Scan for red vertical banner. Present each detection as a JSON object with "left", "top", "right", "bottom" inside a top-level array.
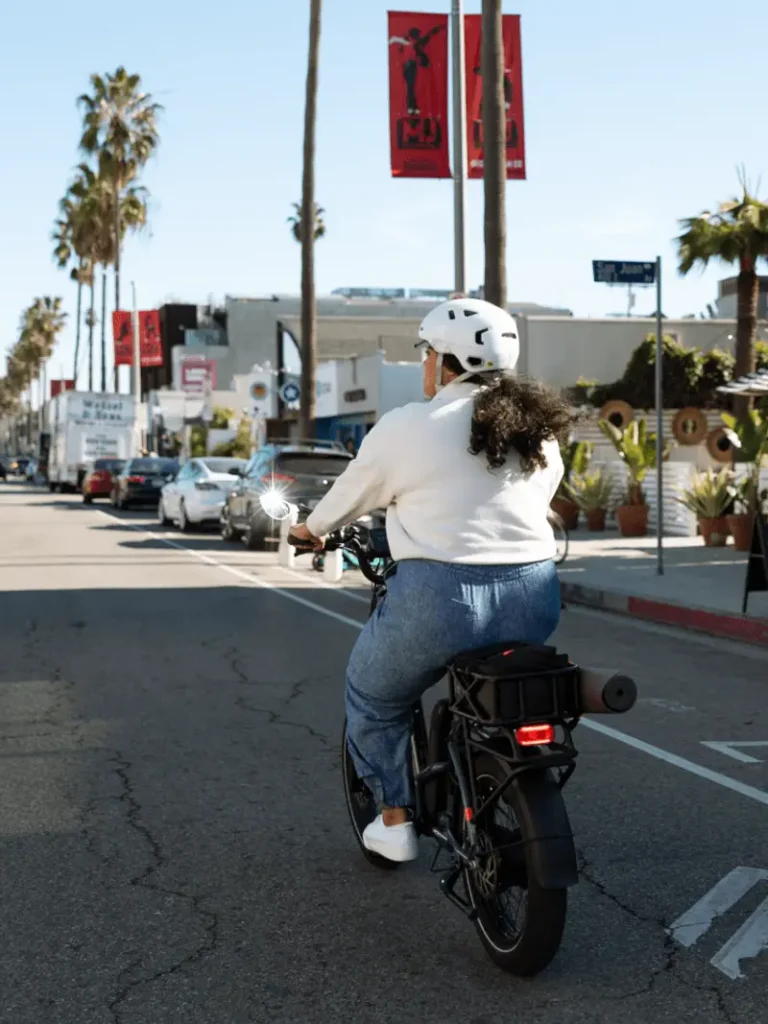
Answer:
[
  {"left": 112, "top": 311, "right": 133, "bottom": 366},
  {"left": 112, "top": 310, "right": 164, "bottom": 367},
  {"left": 388, "top": 11, "right": 451, "bottom": 179},
  {"left": 464, "top": 14, "right": 526, "bottom": 181},
  {"left": 50, "top": 379, "right": 75, "bottom": 399},
  {"left": 139, "top": 310, "right": 163, "bottom": 367}
]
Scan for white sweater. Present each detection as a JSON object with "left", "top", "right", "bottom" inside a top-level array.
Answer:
[{"left": 306, "top": 381, "right": 564, "bottom": 565}]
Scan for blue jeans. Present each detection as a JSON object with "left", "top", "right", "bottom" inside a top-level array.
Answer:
[{"left": 345, "top": 558, "right": 561, "bottom": 808}]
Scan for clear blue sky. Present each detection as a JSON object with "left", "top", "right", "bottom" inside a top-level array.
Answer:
[{"left": 2, "top": 0, "right": 767, "bottom": 385}]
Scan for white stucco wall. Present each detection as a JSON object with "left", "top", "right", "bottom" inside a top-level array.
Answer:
[{"left": 517, "top": 317, "right": 737, "bottom": 389}]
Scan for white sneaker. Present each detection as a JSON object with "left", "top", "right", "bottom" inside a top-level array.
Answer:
[{"left": 362, "top": 814, "right": 419, "bottom": 863}]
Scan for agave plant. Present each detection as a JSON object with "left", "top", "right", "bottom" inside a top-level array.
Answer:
[
  {"left": 676, "top": 469, "right": 735, "bottom": 520},
  {"left": 566, "top": 468, "right": 614, "bottom": 511},
  {"left": 555, "top": 439, "right": 593, "bottom": 498},
  {"left": 598, "top": 418, "right": 670, "bottom": 506}
]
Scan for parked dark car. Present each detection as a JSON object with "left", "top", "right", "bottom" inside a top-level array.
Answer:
[
  {"left": 82, "top": 458, "right": 125, "bottom": 504},
  {"left": 220, "top": 441, "right": 352, "bottom": 549},
  {"left": 111, "top": 457, "right": 179, "bottom": 510}
]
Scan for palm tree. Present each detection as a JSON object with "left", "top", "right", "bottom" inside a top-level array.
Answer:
[
  {"left": 52, "top": 195, "right": 92, "bottom": 382},
  {"left": 481, "top": 0, "right": 507, "bottom": 309},
  {"left": 63, "top": 164, "right": 148, "bottom": 391},
  {"left": 288, "top": 202, "right": 326, "bottom": 243},
  {"left": 78, "top": 67, "right": 161, "bottom": 388},
  {"left": 299, "top": 0, "right": 323, "bottom": 439},
  {"left": 678, "top": 179, "right": 768, "bottom": 416}
]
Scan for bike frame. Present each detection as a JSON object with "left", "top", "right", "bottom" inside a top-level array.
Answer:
[{"left": 342, "top": 525, "right": 580, "bottom": 900}]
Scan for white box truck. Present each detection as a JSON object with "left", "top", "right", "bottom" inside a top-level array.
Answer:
[{"left": 48, "top": 391, "right": 137, "bottom": 492}]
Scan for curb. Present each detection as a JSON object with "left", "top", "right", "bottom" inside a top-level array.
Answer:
[{"left": 560, "top": 582, "right": 768, "bottom": 648}]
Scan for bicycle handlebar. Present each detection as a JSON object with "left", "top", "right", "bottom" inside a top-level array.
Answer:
[{"left": 286, "top": 523, "right": 388, "bottom": 585}]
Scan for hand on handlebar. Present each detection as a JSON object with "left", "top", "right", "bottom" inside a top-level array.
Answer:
[{"left": 288, "top": 523, "right": 324, "bottom": 551}]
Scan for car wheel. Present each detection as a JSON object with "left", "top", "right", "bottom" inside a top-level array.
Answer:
[
  {"left": 158, "top": 498, "right": 172, "bottom": 527},
  {"left": 246, "top": 518, "right": 267, "bottom": 551},
  {"left": 220, "top": 508, "right": 242, "bottom": 542},
  {"left": 178, "top": 500, "right": 193, "bottom": 533},
  {"left": 83, "top": 493, "right": 93, "bottom": 505}
]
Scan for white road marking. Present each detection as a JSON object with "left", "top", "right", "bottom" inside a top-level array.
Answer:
[
  {"left": 99, "top": 510, "right": 768, "bottom": 812},
  {"left": 701, "top": 741, "right": 768, "bottom": 765},
  {"left": 274, "top": 564, "right": 369, "bottom": 603},
  {"left": 670, "top": 866, "right": 768, "bottom": 947},
  {"left": 710, "top": 895, "right": 768, "bottom": 980},
  {"left": 669, "top": 866, "right": 768, "bottom": 980}
]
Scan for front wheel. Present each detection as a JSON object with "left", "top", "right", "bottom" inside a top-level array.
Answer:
[
  {"left": 341, "top": 721, "right": 401, "bottom": 872},
  {"left": 464, "top": 754, "right": 568, "bottom": 976},
  {"left": 550, "top": 512, "right": 569, "bottom": 565}
]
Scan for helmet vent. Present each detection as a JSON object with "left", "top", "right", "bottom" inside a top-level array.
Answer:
[
  {"left": 502, "top": 332, "right": 517, "bottom": 338},
  {"left": 467, "top": 357, "right": 483, "bottom": 367},
  {"left": 463, "top": 309, "right": 479, "bottom": 317},
  {"left": 448, "top": 310, "right": 456, "bottom": 320},
  {"left": 474, "top": 328, "right": 489, "bottom": 346}
]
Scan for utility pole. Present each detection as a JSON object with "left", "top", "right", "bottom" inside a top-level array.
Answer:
[{"left": 481, "top": 0, "right": 507, "bottom": 308}]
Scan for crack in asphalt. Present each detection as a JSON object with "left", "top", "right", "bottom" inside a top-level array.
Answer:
[
  {"left": 234, "top": 694, "right": 330, "bottom": 746},
  {"left": 106, "top": 752, "right": 219, "bottom": 1024},
  {"left": 576, "top": 850, "right": 735, "bottom": 1020}
]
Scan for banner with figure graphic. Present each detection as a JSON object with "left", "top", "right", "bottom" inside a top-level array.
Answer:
[
  {"left": 112, "top": 310, "right": 164, "bottom": 367},
  {"left": 388, "top": 12, "right": 451, "bottom": 178},
  {"left": 464, "top": 14, "right": 526, "bottom": 180}
]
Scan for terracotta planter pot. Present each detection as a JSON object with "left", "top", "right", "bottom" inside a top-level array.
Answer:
[
  {"left": 698, "top": 517, "right": 730, "bottom": 547},
  {"left": 727, "top": 513, "right": 753, "bottom": 552},
  {"left": 615, "top": 504, "right": 649, "bottom": 538},
  {"left": 585, "top": 509, "right": 607, "bottom": 531},
  {"left": 551, "top": 497, "right": 579, "bottom": 530}
]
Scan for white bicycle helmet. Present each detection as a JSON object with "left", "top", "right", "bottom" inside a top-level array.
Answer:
[{"left": 417, "top": 298, "right": 519, "bottom": 390}]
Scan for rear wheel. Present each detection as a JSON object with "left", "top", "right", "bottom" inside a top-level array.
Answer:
[
  {"left": 341, "top": 721, "right": 401, "bottom": 872},
  {"left": 464, "top": 754, "right": 567, "bottom": 976},
  {"left": 158, "top": 498, "right": 172, "bottom": 527},
  {"left": 82, "top": 493, "right": 93, "bottom": 505}
]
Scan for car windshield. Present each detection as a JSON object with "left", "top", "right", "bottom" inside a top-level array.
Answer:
[
  {"left": 94, "top": 459, "right": 124, "bottom": 472},
  {"left": 128, "top": 459, "right": 178, "bottom": 475},
  {"left": 275, "top": 452, "right": 352, "bottom": 477},
  {"left": 201, "top": 458, "right": 245, "bottom": 474}
]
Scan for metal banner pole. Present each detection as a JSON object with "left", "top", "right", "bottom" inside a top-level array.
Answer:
[
  {"left": 451, "top": 0, "right": 468, "bottom": 294},
  {"left": 655, "top": 255, "right": 664, "bottom": 576}
]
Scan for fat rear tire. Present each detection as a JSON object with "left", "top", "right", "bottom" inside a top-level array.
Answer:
[{"left": 465, "top": 754, "right": 568, "bottom": 976}]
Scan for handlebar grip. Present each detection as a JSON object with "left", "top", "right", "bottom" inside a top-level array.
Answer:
[{"left": 578, "top": 668, "right": 637, "bottom": 714}]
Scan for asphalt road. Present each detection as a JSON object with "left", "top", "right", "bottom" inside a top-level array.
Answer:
[{"left": 1, "top": 484, "right": 767, "bottom": 1024}]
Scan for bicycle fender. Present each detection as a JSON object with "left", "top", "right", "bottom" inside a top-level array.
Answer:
[{"left": 510, "top": 769, "right": 578, "bottom": 890}]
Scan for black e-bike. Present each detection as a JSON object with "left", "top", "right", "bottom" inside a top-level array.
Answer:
[{"left": 286, "top": 516, "right": 637, "bottom": 976}]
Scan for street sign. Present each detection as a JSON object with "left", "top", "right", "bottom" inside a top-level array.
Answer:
[
  {"left": 670, "top": 866, "right": 768, "bottom": 980},
  {"left": 592, "top": 260, "right": 657, "bottom": 285},
  {"left": 280, "top": 381, "right": 300, "bottom": 404}
]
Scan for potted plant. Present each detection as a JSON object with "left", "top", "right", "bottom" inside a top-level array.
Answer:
[
  {"left": 551, "top": 440, "right": 593, "bottom": 530},
  {"left": 675, "top": 469, "right": 734, "bottom": 547},
  {"left": 567, "top": 468, "right": 614, "bottom": 531},
  {"left": 721, "top": 409, "right": 768, "bottom": 551},
  {"left": 598, "top": 418, "right": 668, "bottom": 537}
]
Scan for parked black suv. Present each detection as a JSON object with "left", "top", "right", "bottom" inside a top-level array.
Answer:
[{"left": 220, "top": 441, "right": 352, "bottom": 549}]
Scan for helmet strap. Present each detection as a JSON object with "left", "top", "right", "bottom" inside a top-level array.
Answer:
[{"left": 434, "top": 355, "right": 476, "bottom": 393}]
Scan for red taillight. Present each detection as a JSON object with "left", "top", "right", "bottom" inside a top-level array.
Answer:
[
  {"left": 260, "top": 473, "right": 295, "bottom": 485},
  {"left": 515, "top": 724, "right": 555, "bottom": 747},
  {"left": 126, "top": 475, "right": 145, "bottom": 484}
]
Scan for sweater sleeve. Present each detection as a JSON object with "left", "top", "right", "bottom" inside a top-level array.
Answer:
[{"left": 305, "top": 408, "right": 406, "bottom": 537}]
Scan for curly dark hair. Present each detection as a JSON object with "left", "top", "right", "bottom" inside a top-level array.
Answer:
[{"left": 442, "top": 354, "right": 574, "bottom": 472}]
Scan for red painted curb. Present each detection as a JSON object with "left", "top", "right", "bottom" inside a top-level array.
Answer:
[{"left": 626, "top": 596, "right": 768, "bottom": 647}]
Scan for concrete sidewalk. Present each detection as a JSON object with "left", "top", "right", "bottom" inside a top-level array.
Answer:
[{"left": 558, "top": 532, "right": 768, "bottom": 647}]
